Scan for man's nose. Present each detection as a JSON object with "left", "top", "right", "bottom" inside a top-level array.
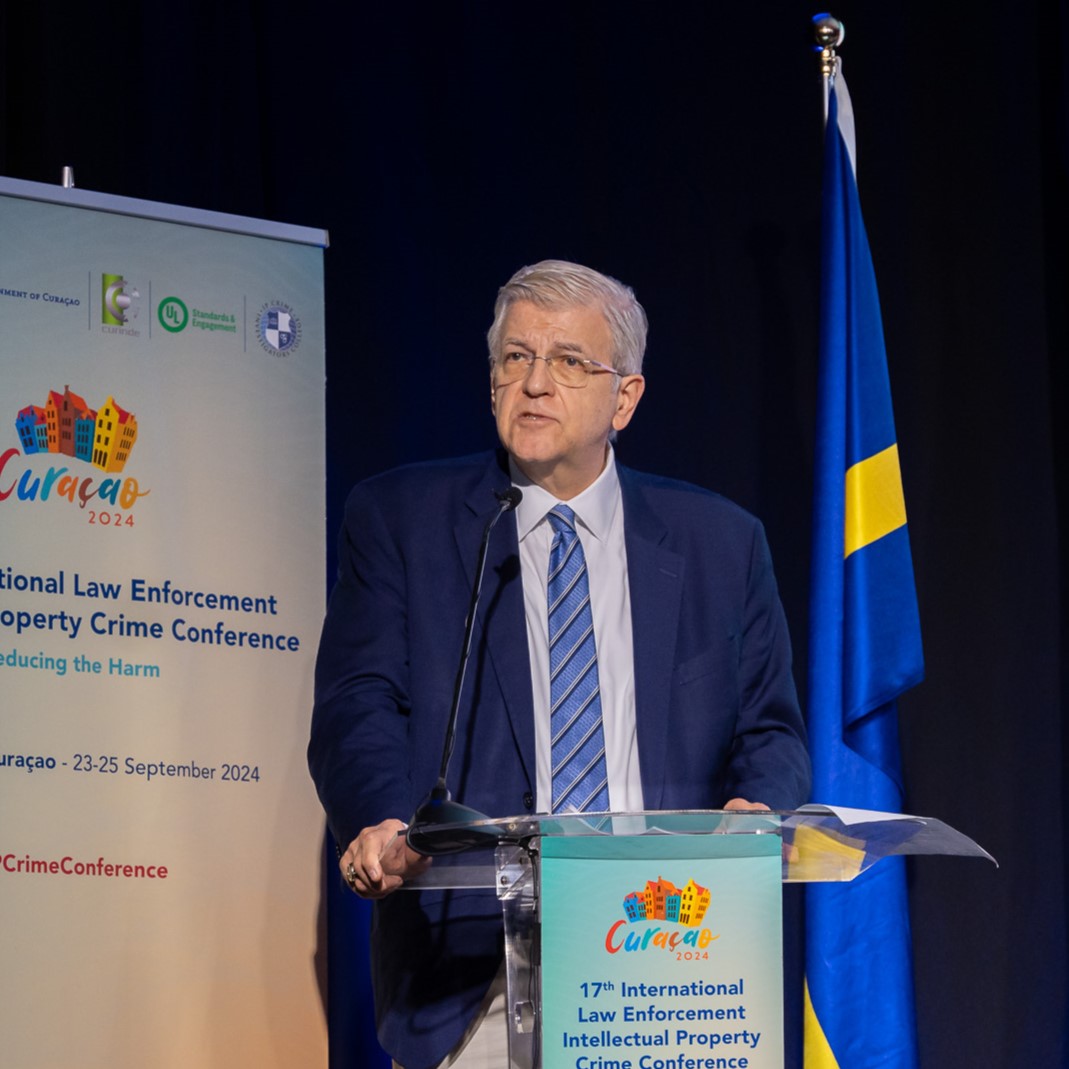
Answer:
[{"left": 522, "top": 355, "right": 555, "bottom": 393}]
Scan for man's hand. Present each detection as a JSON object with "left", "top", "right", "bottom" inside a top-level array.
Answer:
[
  {"left": 340, "top": 818, "right": 431, "bottom": 899},
  {"left": 722, "top": 798, "right": 799, "bottom": 863},
  {"left": 723, "top": 798, "right": 772, "bottom": 811}
]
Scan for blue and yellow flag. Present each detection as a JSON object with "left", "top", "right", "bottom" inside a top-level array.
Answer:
[{"left": 804, "top": 75, "right": 925, "bottom": 1069}]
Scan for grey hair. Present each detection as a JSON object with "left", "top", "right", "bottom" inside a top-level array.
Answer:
[{"left": 486, "top": 260, "right": 648, "bottom": 376}]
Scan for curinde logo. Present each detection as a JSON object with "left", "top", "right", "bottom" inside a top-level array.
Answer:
[{"left": 102, "top": 273, "right": 140, "bottom": 328}]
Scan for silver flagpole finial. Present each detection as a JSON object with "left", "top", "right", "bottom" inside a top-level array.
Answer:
[
  {"left": 813, "top": 14, "right": 845, "bottom": 123},
  {"left": 813, "top": 14, "right": 845, "bottom": 78}
]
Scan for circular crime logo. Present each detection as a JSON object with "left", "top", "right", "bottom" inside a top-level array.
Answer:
[{"left": 256, "top": 301, "right": 301, "bottom": 355}]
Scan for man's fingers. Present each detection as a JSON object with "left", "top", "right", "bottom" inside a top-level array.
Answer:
[
  {"left": 723, "top": 797, "right": 771, "bottom": 811},
  {"left": 339, "top": 819, "right": 412, "bottom": 898}
]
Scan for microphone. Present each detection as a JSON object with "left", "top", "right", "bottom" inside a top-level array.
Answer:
[
  {"left": 406, "top": 486, "right": 522, "bottom": 855},
  {"left": 495, "top": 485, "right": 522, "bottom": 512}
]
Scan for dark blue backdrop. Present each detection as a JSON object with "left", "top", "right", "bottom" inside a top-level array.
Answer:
[{"left": 3, "top": 2, "right": 1066, "bottom": 1065}]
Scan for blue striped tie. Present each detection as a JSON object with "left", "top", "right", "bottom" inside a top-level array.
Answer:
[{"left": 547, "top": 505, "right": 609, "bottom": 813}]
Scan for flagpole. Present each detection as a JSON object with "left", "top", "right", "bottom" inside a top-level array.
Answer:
[{"left": 813, "top": 14, "right": 845, "bottom": 124}]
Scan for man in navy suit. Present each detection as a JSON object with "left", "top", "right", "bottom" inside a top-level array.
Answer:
[{"left": 309, "top": 260, "right": 810, "bottom": 1069}]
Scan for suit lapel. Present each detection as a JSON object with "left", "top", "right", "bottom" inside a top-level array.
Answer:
[
  {"left": 620, "top": 468, "right": 684, "bottom": 810},
  {"left": 453, "top": 453, "right": 536, "bottom": 790}
]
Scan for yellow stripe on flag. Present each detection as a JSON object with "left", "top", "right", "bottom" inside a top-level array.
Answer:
[
  {"left": 804, "top": 979, "right": 841, "bottom": 1069},
  {"left": 844, "top": 443, "right": 907, "bottom": 558}
]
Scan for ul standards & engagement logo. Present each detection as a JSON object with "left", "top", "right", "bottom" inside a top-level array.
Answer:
[{"left": 158, "top": 297, "right": 189, "bottom": 333}]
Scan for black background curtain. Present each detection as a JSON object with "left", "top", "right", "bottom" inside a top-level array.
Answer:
[{"left": 3, "top": 2, "right": 1066, "bottom": 1065}]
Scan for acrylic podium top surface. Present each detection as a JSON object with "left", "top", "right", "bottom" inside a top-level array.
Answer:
[{"left": 399, "top": 804, "right": 995, "bottom": 889}]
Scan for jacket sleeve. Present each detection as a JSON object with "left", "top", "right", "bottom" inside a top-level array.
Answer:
[
  {"left": 722, "top": 519, "right": 811, "bottom": 809},
  {"left": 308, "top": 481, "right": 414, "bottom": 849}
]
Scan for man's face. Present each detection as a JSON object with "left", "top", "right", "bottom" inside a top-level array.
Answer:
[{"left": 491, "top": 300, "right": 644, "bottom": 499}]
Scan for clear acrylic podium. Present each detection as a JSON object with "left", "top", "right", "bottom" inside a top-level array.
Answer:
[{"left": 403, "top": 806, "right": 993, "bottom": 1069}]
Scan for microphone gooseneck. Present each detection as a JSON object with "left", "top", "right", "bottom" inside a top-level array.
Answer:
[{"left": 406, "top": 487, "right": 522, "bottom": 855}]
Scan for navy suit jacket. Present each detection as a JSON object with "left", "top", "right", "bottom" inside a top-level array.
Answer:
[{"left": 309, "top": 450, "right": 810, "bottom": 1069}]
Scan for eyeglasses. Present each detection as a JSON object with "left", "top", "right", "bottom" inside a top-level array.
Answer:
[{"left": 493, "top": 352, "right": 621, "bottom": 389}]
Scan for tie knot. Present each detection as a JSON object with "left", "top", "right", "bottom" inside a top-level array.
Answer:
[{"left": 547, "top": 505, "right": 576, "bottom": 535}]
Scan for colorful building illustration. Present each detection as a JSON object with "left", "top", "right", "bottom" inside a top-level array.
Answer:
[
  {"left": 678, "top": 878, "right": 711, "bottom": 926},
  {"left": 13, "top": 386, "right": 137, "bottom": 472},
  {"left": 56, "top": 385, "right": 91, "bottom": 457},
  {"left": 622, "top": 875, "right": 710, "bottom": 927},
  {"left": 74, "top": 410, "right": 96, "bottom": 462},
  {"left": 44, "top": 390, "right": 62, "bottom": 451},
  {"left": 92, "top": 396, "right": 138, "bottom": 472},
  {"left": 623, "top": 891, "right": 647, "bottom": 922},
  {"left": 15, "top": 405, "right": 46, "bottom": 454},
  {"left": 665, "top": 887, "right": 681, "bottom": 922},
  {"left": 643, "top": 876, "right": 674, "bottom": 921}
]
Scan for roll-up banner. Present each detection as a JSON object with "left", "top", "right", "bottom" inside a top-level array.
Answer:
[{"left": 0, "top": 176, "right": 328, "bottom": 1067}]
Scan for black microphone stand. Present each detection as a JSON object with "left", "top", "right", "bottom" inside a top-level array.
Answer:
[{"left": 406, "top": 487, "right": 521, "bottom": 855}]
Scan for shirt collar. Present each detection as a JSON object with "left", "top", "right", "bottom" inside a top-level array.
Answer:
[{"left": 510, "top": 447, "right": 620, "bottom": 543}]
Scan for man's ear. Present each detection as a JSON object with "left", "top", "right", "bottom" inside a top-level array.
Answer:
[{"left": 612, "top": 374, "right": 645, "bottom": 433}]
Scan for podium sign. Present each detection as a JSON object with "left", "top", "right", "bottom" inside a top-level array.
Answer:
[{"left": 540, "top": 834, "right": 783, "bottom": 1069}]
